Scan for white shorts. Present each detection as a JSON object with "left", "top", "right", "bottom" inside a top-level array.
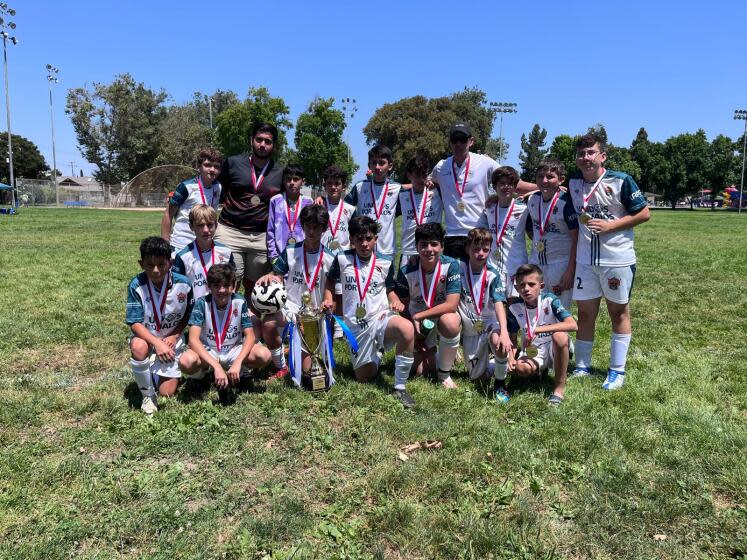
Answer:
[
  {"left": 573, "top": 263, "right": 636, "bottom": 304},
  {"left": 521, "top": 342, "right": 554, "bottom": 372},
  {"left": 349, "top": 311, "right": 395, "bottom": 370},
  {"left": 184, "top": 345, "right": 249, "bottom": 379},
  {"left": 539, "top": 262, "right": 572, "bottom": 309},
  {"left": 463, "top": 326, "right": 498, "bottom": 380},
  {"left": 129, "top": 336, "right": 186, "bottom": 379}
]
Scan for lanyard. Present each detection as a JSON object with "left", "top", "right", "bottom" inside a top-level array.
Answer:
[
  {"left": 418, "top": 259, "right": 443, "bottom": 308},
  {"left": 494, "top": 199, "right": 516, "bottom": 249},
  {"left": 145, "top": 275, "right": 170, "bottom": 331},
  {"left": 466, "top": 265, "right": 487, "bottom": 317},
  {"left": 409, "top": 189, "right": 429, "bottom": 225},
  {"left": 368, "top": 179, "right": 389, "bottom": 220},
  {"left": 353, "top": 253, "right": 377, "bottom": 304},
  {"left": 210, "top": 298, "right": 232, "bottom": 352},
  {"left": 451, "top": 156, "right": 471, "bottom": 199}
]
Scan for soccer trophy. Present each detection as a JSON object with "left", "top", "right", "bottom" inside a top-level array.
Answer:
[{"left": 297, "top": 292, "right": 329, "bottom": 392}]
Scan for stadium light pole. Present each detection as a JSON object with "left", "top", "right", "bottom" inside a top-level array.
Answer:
[
  {"left": 0, "top": 4, "right": 17, "bottom": 208},
  {"left": 340, "top": 97, "right": 358, "bottom": 166},
  {"left": 46, "top": 64, "right": 59, "bottom": 206},
  {"left": 735, "top": 109, "right": 747, "bottom": 215},
  {"left": 489, "top": 101, "right": 518, "bottom": 164}
]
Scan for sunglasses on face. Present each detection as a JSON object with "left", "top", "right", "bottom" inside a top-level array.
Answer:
[{"left": 450, "top": 135, "right": 470, "bottom": 144}]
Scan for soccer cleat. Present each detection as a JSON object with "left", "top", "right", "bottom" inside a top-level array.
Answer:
[
  {"left": 268, "top": 367, "right": 289, "bottom": 381},
  {"left": 494, "top": 387, "right": 510, "bottom": 404},
  {"left": 603, "top": 369, "right": 625, "bottom": 390},
  {"left": 394, "top": 388, "right": 416, "bottom": 409},
  {"left": 570, "top": 366, "right": 591, "bottom": 378},
  {"left": 141, "top": 396, "right": 158, "bottom": 415}
]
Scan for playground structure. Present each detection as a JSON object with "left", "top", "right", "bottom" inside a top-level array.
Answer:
[{"left": 111, "top": 165, "right": 194, "bottom": 208}]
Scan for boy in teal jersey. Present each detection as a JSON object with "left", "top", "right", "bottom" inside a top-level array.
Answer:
[
  {"left": 126, "top": 236, "right": 194, "bottom": 415},
  {"left": 391, "top": 223, "right": 462, "bottom": 388}
]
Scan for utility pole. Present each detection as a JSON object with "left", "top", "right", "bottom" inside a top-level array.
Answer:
[
  {"left": 734, "top": 109, "right": 747, "bottom": 214},
  {"left": 46, "top": 64, "right": 59, "bottom": 206},
  {"left": 0, "top": 4, "right": 18, "bottom": 207}
]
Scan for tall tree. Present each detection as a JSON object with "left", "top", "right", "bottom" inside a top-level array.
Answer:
[
  {"left": 548, "top": 134, "right": 578, "bottom": 182},
  {"left": 0, "top": 133, "right": 49, "bottom": 182},
  {"left": 66, "top": 73, "right": 168, "bottom": 184},
  {"left": 657, "top": 130, "right": 710, "bottom": 208},
  {"left": 630, "top": 127, "right": 655, "bottom": 192},
  {"left": 518, "top": 124, "right": 548, "bottom": 181},
  {"left": 214, "top": 86, "right": 292, "bottom": 159},
  {"left": 293, "top": 97, "right": 358, "bottom": 187},
  {"left": 707, "top": 134, "right": 740, "bottom": 192}
]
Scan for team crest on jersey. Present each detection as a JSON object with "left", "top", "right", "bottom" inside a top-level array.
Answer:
[
  {"left": 544, "top": 305, "right": 550, "bottom": 315},
  {"left": 608, "top": 277, "right": 620, "bottom": 290},
  {"left": 177, "top": 293, "right": 186, "bottom": 302},
  {"left": 439, "top": 275, "right": 446, "bottom": 283},
  {"left": 605, "top": 186, "right": 613, "bottom": 195}
]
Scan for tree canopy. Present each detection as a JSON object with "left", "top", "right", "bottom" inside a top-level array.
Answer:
[{"left": 0, "top": 133, "right": 49, "bottom": 182}]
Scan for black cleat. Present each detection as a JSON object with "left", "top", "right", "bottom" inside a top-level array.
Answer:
[{"left": 393, "top": 388, "right": 416, "bottom": 409}]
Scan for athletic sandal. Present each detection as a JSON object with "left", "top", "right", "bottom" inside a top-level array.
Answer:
[
  {"left": 441, "top": 377, "right": 458, "bottom": 389},
  {"left": 393, "top": 389, "right": 416, "bottom": 409},
  {"left": 548, "top": 394, "right": 564, "bottom": 407}
]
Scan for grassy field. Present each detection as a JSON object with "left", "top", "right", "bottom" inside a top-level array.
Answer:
[{"left": 1, "top": 208, "right": 745, "bottom": 560}]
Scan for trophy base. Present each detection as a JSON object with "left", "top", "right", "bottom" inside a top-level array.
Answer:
[{"left": 301, "top": 373, "right": 329, "bottom": 392}]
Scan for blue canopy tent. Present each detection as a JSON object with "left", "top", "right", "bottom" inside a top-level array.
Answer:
[{"left": 0, "top": 183, "right": 17, "bottom": 214}]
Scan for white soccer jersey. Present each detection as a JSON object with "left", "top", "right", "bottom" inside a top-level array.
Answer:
[
  {"left": 480, "top": 199, "right": 529, "bottom": 278},
  {"left": 507, "top": 292, "right": 572, "bottom": 352},
  {"left": 398, "top": 187, "right": 444, "bottom": 256},
  {"left": 273, "top": 242, "right": 337, "bottom": 314},
  {"left": 345, "top": 179, "right": 401, "bottom": 255},
  {"left": 126, "top": 272, "right": 194, "bottom": 336},
  {"left": 526, "top": 191, "right": 578, "bottom": 266},
  {"left": 320, "top": 197, "right": 356, "bottom": 253},
  {"left": 173, "top": 241, "right": 234, "bottom": 299},
  {"left": 568, "top": 170, "right": 648, "bottom": 267},
  {"left": 189, "top": 293, "right": 253, "bottom": 351},
  {"left": 168, "top": 176, "right": 222, "bottom": 251},
  {"left": 328, "top": 250, "right": 395, "bottom": 329},
  {"left": 431, "top": 152, "right": 499, "bottom": 237},
  {"left": 457, "top": 262, "right": 505, "bottom": 335}
]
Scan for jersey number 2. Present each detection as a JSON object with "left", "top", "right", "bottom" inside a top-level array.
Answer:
[{"left": 576, "top": 277, "right": 583, "bottom": 290}]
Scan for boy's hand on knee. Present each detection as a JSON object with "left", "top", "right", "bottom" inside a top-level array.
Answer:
[
  {"left": 497, "top": 332, "right": 512, "bottom": 355},
  {"left": 227, "top": 364, "right": 241, "bottom": 385},
  {"left": 214, "top": 366, "right": 228, "bottom": 389},
  {"left": 154, "top": 340, "right": 175, "bottom": 361},
  {"left": 164, "top": 334, "right": 179, "bottom": 349}
]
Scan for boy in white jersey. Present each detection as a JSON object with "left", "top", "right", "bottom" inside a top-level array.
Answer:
[
  {"left": 506, "top": 264, "right": 577, "bottom": 406},
  {"left": 457, "top": 228, "right": 513, "bottom": 402},
  {"left": 161, "top": 148, "right": 222, "bottom": 255},
  {"left": 267, "top": 164, "right": 314, "bottom": 261},
  {"left": 324, "top": 216, "right": 416, "bottom": 408},
  {"left": 345, "top": 145, "right": 401, "bottom": 257},
  {"left": 526, "top": 159, "right": 578, "bottom": 309},
  {"left": 256, "top": 205, "right": 336, "bottom": 382},
  {"left": 568, "top": 133, "right": 650, "bottom": 390},
  {"left": 391, "top": 223, "right": 462, "bottom": 389},
  {"left": 126, "top": 237, "right": 194, "bottom": 415},
  {"left": 179, "top": 265, "right": 271, "bottom": 401},
  {"left": 479, "top": 166, "right": 529, "bottom": 297},
  {"left": 398, "top": 154, "right": 443, "bottom": 270},
  {"left": 173, "top": 205, "right": 235, "bottom": 299},
  {"left": 320, "top": 164, "right": 355, "bottom": 254}
]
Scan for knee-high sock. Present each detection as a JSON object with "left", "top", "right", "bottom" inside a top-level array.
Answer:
[
  {"left": 394, "top": 353, "right": 414, "bottom": 390},
  {"left": 436, "top": 334, "right": 460, "bottom": 375},
  {"left": 574, "top": 339, "right": 594, "bottom": 370},
  {"left": 271, "top": 346, "right": 286, "bottom": 369},
  {"left": 610, "top": 333, "right": 631, "bottom": 372},
  {"left": 131, "top": 358, "right": 155, "bottom": 400}
]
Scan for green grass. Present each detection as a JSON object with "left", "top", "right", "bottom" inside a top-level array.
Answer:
[{"left": 1, "top": 208, "right": 746, "bottom": 559}]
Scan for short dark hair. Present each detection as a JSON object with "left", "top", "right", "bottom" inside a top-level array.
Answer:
[
  {"left": 514, "top": 263, "right": 544, "bottom": 283},
  {"left": 140, "top": 236, "right": 171, "bottom": 260},
  {"left": 207, "top": 263, "right": 236, "bottom": 287},
  {"left": 299, "top": 204, "right": 328, "bottom": 229},
  {"left": 536, "top": 158, "right": 566, "bottom": 179},
  {"left": 575, "top": 133, "right": 606, "bottom": 154},
  {"left": 368, "top": 144, "right": 393, "bottom": 164},
  {"left": 466, "top": 227, "right": 493, "bottom": 248},
  {"left": 405, "top": 154, "right": 431, "bottom": 177},
  {"left": 195, "top": 147, "right": 223, "bottom": 168},
  {"left": 282, "top": 164, "right": 305, "bottom": 182},
  {"left": 415, "top": 222, "right": 445, "bottom": 246},
  {"left": 252, "top": 122, "right": 278, "bottom": 144},
  {"left": 349, "top": 216, "right": 379, "bottom": 238},
  {"left": 491, "top": 166, "right": 520, "bottom": 187},
  {"left": 323, "top": 164, "right": 348, "bottom": 184}
]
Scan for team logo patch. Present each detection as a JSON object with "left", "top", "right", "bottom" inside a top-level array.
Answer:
[
  {"left": 605, "top": 186, "right": 613, "bottom": 195},
  {"left": 177, "top": 293, "right": 186, "bottom": 302},
  {"left": 608, "top": 277, "right": 620, "bottom": 290}
]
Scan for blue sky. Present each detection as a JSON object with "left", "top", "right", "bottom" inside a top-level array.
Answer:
[{"left": 9, "top": 0, "right": 747, "bottom": 181}]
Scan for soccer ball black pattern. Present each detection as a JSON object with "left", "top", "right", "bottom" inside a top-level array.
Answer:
[{"left": 251, "top": 282, "right": 287, "bottom": 314}]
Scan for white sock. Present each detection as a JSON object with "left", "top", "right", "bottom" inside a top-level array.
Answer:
[
  {"left": 394, "top": 353, "right": 414, "bottom": 390},
  {"left": 436, "top": 334, "right": 460, "bottom": 373},
  {"left": 271, "top": 346, "right": 285, "bottom": 369},
  {"left": 493, "top": 357, "right": 508, "bottom": 381},
  {"left": 131, "top": 358, "right": 155, "bottom": 399},
  {"left": 575, "top": 339, "right": 594, "bottom": 370},
  {"left": 610, "top": 333, "right": 631, "bottom": 372}
]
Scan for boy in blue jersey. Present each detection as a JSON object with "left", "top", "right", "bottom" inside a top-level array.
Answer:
[
  {"left": 457, "top": 228, "right": 513, "bottom": 401},
  {"left": 568, "top": 133, "right": 650, "bottom": 390},
  {"left": 506, "top": 264, "right": 577, "bottom": 406},
  {"left": 161, "top": 148, "right": 223, "bottom": 255},
  {"left": 126, "top": 236, "right": 194, "bottom": 415},
  {"left": 179, "top": 265, "right": 270, "bottom": 399},
  {"left": 324, "top": 216, "right": 417, "bottom": 408},
  {"left": 391, "top": 223, "right": 462, "bottom": 388},
  {"left": 256, "top": 204, "right": 336, "bottom": 381},
  {"left": 173, "top": 205, "right": 234, "bottom": 299}
]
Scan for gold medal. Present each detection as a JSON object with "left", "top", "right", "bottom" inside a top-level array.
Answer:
[
  {"left": 457, "top": 201, "right": 466, "bottom": 212},
  {"left": 537, "top": 240, "right": 545, "bottom": 253},
  {"left": 288, "top": 237, "right": 296, "bottom": 245},
  {"left": 355, "top": 304, "right": 366, "bottom": 320},
  {"left": 330, "top": 239, "right": 340, "bottom": 251},
  {"left": 525, "top": 345, "right": 539, "bottom": 358},
  {"left": 474, "top": 319, "right": 484, "bottom": 333},
  {"left": 251, "top": 195, "right": 261, "bottom": 206},
  {"left": 579, "top": 212, "right": 592, "bottom": 225}
]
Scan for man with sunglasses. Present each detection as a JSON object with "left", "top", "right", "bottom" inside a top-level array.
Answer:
[
  {"left": 215, "top": 122, "right": 285, "bottom": 295},
  {"left": 430, "top": 123, "right": 534, "bottom": 260}
]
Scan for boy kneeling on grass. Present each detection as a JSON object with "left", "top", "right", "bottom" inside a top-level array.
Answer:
[
  {"left": 126, "top": 236, "right": 194, "bottom": 415},
  {"left": 179, "top": 264, "right": 271, "bottom": 403},
  {"left": 506, "top": 264, "right": 577, "bottom": 406}
]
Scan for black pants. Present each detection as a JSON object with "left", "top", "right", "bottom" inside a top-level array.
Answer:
[{"left": 443, "top": 236, "right": 468, "bottom": 261}]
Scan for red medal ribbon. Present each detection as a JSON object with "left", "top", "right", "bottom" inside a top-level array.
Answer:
[
  {"left": 285, "top": 195, "right": 301, "bottom": 233},
  {"left": 353, "top": 253, "right": 377, "bottom": 305},
  {"left": 581, "top": 169, "right": 606, "bottom": 214},
  {"left": 368, "top": 179, "right": 390, "bottom": 220},
  {"left": 210, "top": 298, "right": 232, "bottom": 352},
  {"left": 466, "top": 264, "right": 488, "bottom": 318},
  {"left": 523, "top": 295, "right": 542, "bottom": 348},
  {"left": 409, "top": 189, "right": 429, "bottom": 226},
  {"left": 418, "top": 259, "right": 443, "bottom": 308},
  {"left": 196, "top": 176, "right": 214, "bottom": 206},
  {"left": 451, "top": 156, "right": 471, "bottom": 199},
  {"left": 146, "top": 275, "right": 170, "bottom": 331},
  {"left": 494, "top": 199, "right": 516, "bottom": 250},
  {"left": 537, "top": 191, "right": 560, "bottom": 241},
  {"left": 250, "top": 157, "right": 270, "bottom": 193},
  {"left": 325, "top": 198, "right": 344, "bottom": 238},
  {"left": 303, "top": 246, "right": 324, "bottom": 291},
  {"left": 193, "top": 243, "right": 214, "bottom": 282}
]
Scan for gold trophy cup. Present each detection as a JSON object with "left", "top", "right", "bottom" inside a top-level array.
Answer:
[{"left": 297, "top": 292, "right": 328, "bottom": 391}]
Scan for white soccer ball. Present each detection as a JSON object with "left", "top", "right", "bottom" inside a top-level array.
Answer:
[{"left": 251, "top": 281, "right": 287, "bottom": 315}]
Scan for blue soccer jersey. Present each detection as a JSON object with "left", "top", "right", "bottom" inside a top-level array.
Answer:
[
  {"left": 126, "top": 271, "right": 194, "bottom": 336},
  {"left": 188, "top": 293, "right": 253, "bottom": 351},
  {"left": 394, "top": 254, "right": 461, "bottom": 316},
  {"left": 507, "top": 292, "right": 572, "bottom": 351},
  {"left": 173, "top": 241, "right": 234, "bottom": 300}
]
